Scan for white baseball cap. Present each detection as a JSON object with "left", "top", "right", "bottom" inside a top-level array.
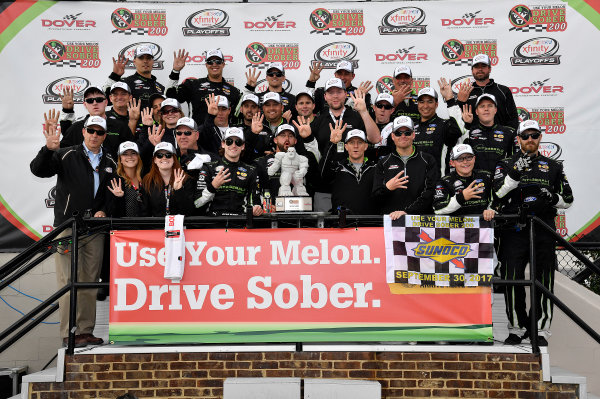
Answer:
[
  {"left": 392, "top": 115, "right": 414, "bottom": 132},
  {"left": 118, "top": 141, "right": 139, "bottom": 155},
  {"left": 375, "top": 93, "right": 394, "bottom": 106},
  {"left": 135, "top": 45, "right": 154, "bottom": 58},
  {"left": 110, "top": 81, "right": 131, "bottom": 94},
  {"left": 267, "top": 62, "right": 285, "bottom": 73},
  {"left": 417, "top": 87, "right": 438, "bottom": 100},
  {"left": 335, "top": 60, "right": 354, "bottom": 73},
  {"left": 275, "top": 124, "right": 296, "bottom": 137},
  {"left": 345, "top": 129, "right": 367, "bottom": 143},
  {"left": 519, "top": 119, "right": 542, "bottom": 135},
  {"left": 206, "top": 49, "right": 224, "bottom": 60},
  {"left": 262, "top": 92, "right": 281, "bottom": 104},
  {"left": 393, "top": 65, "right": 412, "bottom": 78},
  {"left": 241, "top": 93, "right": 259, "bottom": 106},
  {"left": 224, "top": 127, "right": 245, "bottom": 141},
  {"left": 216, "top": 96, "right": 230, "bottom": 108},
  {"left": 296, "top": 90, "right": 315, "bottom": 102},
  {"left": 84, "top": 116, "right": 107, "bottom": 130},
  {"left": 83, "top": 86, "right": 105, "bottom": 98},
  {"left": 472, "top": 54, "right": 491, "bottom": 66},
  {"left": 176, "top": 117, "right": 197, "bottom": 130},
  {"left": 475, "top": 93, "right": 497, "bottom": 107},
  {"left": 160, "top": 98, "right": 182, "bottom": 110},
  {"left": 450, "top": 144, "right": 474, "bottom": 160},
  {"left": 325, "top": 78, "right": 344, "bottom": 92},
  {"left": 153, "top": 142, "right": 175, "bottom": 155}
]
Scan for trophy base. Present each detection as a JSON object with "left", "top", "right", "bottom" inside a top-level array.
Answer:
[{"left": 274, "top": 196, "right": 313, "bottom": 212}]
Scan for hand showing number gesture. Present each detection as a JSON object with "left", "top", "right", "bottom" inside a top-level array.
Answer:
[
  {"left": 173, "top": 168, "right": 185, "bottom": 191},
  {"left": 112, "top": 54, "right": 128, "bottom": 77},
  {"left": 461, "top": 104, "right": 473, "bottom": 124},
  {"left": 245, "top": 68, "right": 261, "bottom": 88},
  {"left": 61, "top": 86, "right": 74, "bottom": 111},
  {"left": 328, "top": 119, "right": 347, "bottom": 144},
  {"left": 148, "top": 124, "right": 164, "bottom": 146},
  {"left": 251, "top": 112, "right": 264, "bottom": 134},
  {"left": 107, "top": 178, "right": 124, "bottom": 197},
  {"left": 173, "top": 49, "right": 188, "bottom": 72},
  {"left": 205, "top": 93, "right": 219, "bottom": 116},
  {"left": 292, "top": 116, "right": 312, "bottom": 139}
]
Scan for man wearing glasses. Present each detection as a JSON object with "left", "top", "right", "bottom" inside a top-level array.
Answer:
[
  {"left": 194, "top": 127, "right": 263, "bottom": 216},
  {"left": 31, "top": 115, "right": 117, "bottom": 348},
  {"left": 372, "top": 116, "right": 439, "bottom": 218},
  {"left": 494, "top": 119, "right": 574, "bottom": 346},
  {"left": 241, "top": 62, "right": 296, "bottom": 119},
  {"left": 166, "top": 49, "right": 241, "bottom": 127}
]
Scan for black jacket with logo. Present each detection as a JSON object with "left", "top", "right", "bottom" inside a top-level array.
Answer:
[
  {"left": 433, "top": 169, "right": 494, "bottom": 216},
  {"left": 305, "top": 81, "right": 372, "bottom": 115},
  {"left": 464, "top": 123, "right": 518, "bottom": 175},
  {"left": 414, "top": 115, "right": 462, "bottom": 176}
]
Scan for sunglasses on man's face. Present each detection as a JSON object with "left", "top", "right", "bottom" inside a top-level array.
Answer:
[
  {"left": 375, "top": 103, "right": 393, "bottom": 110},
  {"left": 393, "top": 130, "right": 412, "bottom": 137},
  {"left": 225, "top": 138, "right": 244, "bottom": 147},
  {"left": 86, "top": 128, "right": 105, "bottom": 136},
  {"left": 176, "top": 130, "right": 193, "bottom": 136},
  {"left": 206, "top": 59, "right": 224, "bottom": 65},
  {"left": 267, "top": 71, "right": 284, "bottom": 78},
  {"left": 519, "top": 132, "right": 541, "bottom": 140},
  {"left": 161, "top": 108, "right": 180, "bottom": 115},
  {"left": 155, "top": 152, "right": 173, "bottom": 159},
  {"left": 85, "top": 97, "right": 105, "bottom": 104}
]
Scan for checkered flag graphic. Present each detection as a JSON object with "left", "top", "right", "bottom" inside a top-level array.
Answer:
[
  {"left": 442, "top": 59, "right": 472, "bottom": 66},
  {"left": 310, "top": 28, "right": 346, "bottom": 35},
  {"left": 42, "top": 60, "right": 81, "bottom": 68},
  {"left": 509, "top": 25, "right": 546, "bottom": 32},
  {"left": 245, "top": 63, "right": 268, "bottom": 70},
  {"left": 112, "top": 28, "right": 149, "bottom": 35},
  {"left": 384, "top": 215, "right": 495, "bottom": 287}
]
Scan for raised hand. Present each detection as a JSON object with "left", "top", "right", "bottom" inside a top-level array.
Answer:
[
  {"left": 128, "top": 98, "right": 141, "bottom": 122},
  {"left": 462, "top": 180, "right": 483, "bottom": 201},
  {"left": 461, "top": 104, "right": 473, "bottom": 124},
  {"left": 205, "top": 93, "right": 219, "bottom": 116},
  {"left": 251, "top": 112, "right": 264, "bottom": 134},
  {"left": 212, "top": 168, "right": 231, "bottom": 189},
  {"left": 60, "top": 86, "right": 74, "bottom": 110},
  {"left": 457, "top": 82, "right": 473, "bottom": 102},
  {"left": 385, "top": 171, "right": 409, "bottom": 191},
  {"left": 107, "top": 178, "right": 124, "bottom": 197},
  {"left": 350, "top": 90, "right": 367, "bottom": 113},
  {"left": 141, "top": 107, "right": 153, "bottom": 125},
  {"left": 292, "top": 116, "right": 312, "bottom": 139},
  {"left": 358, "top": 81, "right": 373, "bottom": 96},
  {"left": 245, "top": 68, "right": 261, "bottom": 88},
  {"left": 391, "top": 85, "right": 413, "bottom": 105},
  {"left": 283, "top": 110, "right": 292, "bottom": 123},
  {"left": 437, "top": 77, "right": 454, "bottom": 101},
  {"left": 308, "top": 62, "right": 324, "bottom": 82},
  {"left": 43, "top": 117, "right": 61, "bottom": 151},
  {"left": 44, "top": 109, "right": 60, "bottom": 137},
  {"left": 148, "top": 124, "right": 164, "bottom": 146},
  {"left": 328, "top": 119, "right": 347, "bottom": 144},
  {"left": 112, "top": 54, "right": 128, "bottom": 77},
  {"left": 173, "top": 49, "right": 188, "bottom": 72},
  {"left": 173, "top": 168, "right": 185, "bottom": 190}
]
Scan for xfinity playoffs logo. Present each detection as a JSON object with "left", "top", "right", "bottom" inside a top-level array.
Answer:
[
  {"left": 441, "top": 10, "right": 495, "bottom": 28},
  {"left": 245, "top": 43, "right": 301, "bottom": 70},
  {"left": 509, "top": 4, "right": 567, "bottom": 32},
  {"left": 375, "top": 46, "right": 428, "bottom": 64},
  {"left": 119, "top": 42, "right": 164, "bottom": 69},
  {"left": 309, "top": 8, "right": 365, "bottom": 36},
  {"left": 312, "top": 42, "right": 359, "bottom": 69},
  {"left": 510, "top": 78, "right": 564, "bottom": 97},
  {"left": 517, "top": 106, "right": 565, "bottom": 134},
  {"left": 185, "top": 51, "right": 234, "bottom": 67},
  {"left": 41, "top": 13, "right": 96, "bottom": 30},
  {"left": 379, "top": 7, "right": 426, "bottom": 35},
  {"left": 244, "top": 14, "right": 296, "bottom": 31},
  {"left": 450, "top": 75, "right": 474, "bottom": 94},
  {"left": 375, "top": 76, "right": 430, "bottom": 94},
  {"left": 510, "top": 37, "right": 560, "bottom": 66},
  {"left": 111, "top": 8, "right": 168, "bottom": 36},
  {"left": 183, "top": 9, "right": 230, "bottom": 36},
  {"left": 42, "top": 40, "right": 100, "bottom": 68},
  {"left": 538, "top": 142, "right": 562, "bottom": 160},
  {"left": 441, "top": 39, "right": 498, "bottom": 66},
  {"left": 42, "top": 76, "right": 91, "bottom": 104},
  {"left": 255, "top": 79, "right": 293, "bottom": 94}
]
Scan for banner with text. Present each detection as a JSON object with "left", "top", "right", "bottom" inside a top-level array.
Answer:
[{"left": 110, "top": 228, "right": 492, "bottom": 344}]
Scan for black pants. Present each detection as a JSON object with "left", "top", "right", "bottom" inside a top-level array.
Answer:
[{"left": 498, "top": 223, "right": 556, "bottom": 333}]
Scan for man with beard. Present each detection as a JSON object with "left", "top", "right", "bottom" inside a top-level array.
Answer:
[{"left": 494, "top": 119, "right": 573, "bottom": 346}]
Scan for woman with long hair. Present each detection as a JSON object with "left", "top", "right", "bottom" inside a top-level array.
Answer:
[
  {"left": 158, "top": 98, "right": 185, "bottom": 147},
  {"left": 107, "top": 141, "right": 145, "bottom": 217},
  {"left": 142, "top": 142, "right": 194, "bottom": 216}
]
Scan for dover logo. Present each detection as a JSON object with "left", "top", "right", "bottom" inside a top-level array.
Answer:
[
  {"left": 183, "top": 9, "right": 230, "bottom": 36},
  {"left": 375, "top": 46, "right": 428, "bottom": 65},
  {"left": 510, "top": 37, "right": 560, "bottom": 66},
  {"left": 450, "top": 75, "right": 474, "bottom": 94},
  {"left": 42, "top": 76, "right": 90, "bottom": 104},
  {"left": 256, "top": 79, "right": 292, "bottom": 94},
  {"left": 119, "top": 42, "right": 164, "bottom": 70},
  {"left": 379, "top": 7, "right": 426, "bottom": 35},
  {"left": 111, "top": 8, "right": 167, "bottom": 36},
  {"left": 42, "top": 40, "right": 100, "bottom": 68},
  {"left": 510, "top": 78, "right": 564, "bottom": 97},
  {"left": 376, "top": 76, "right": 430, "bottom": 94},
  {"left": 245, "top": 14, "right": 296, "bottom": 32},
  {"left": 41, "top": 13, "right": 96, "bottom": 30},
  {"left": 245, "top": 43, "right": 300, "bottom": 70},
  {"left": 555, "top": 211, "right": 568, "bottom": 237},
  {"left": 441, "top": 10, "right": 495, "bottom": 28},
  {"left": 413, "top": 232, "right": 471, "bottom": 266},
  {"left": 309, "top": 8, "right": 365, "bottom": 36},
  {"left": 539, "top": 142, "right": 562, "bottom": 160},
  {"left": 185, "top": 51, "right": 234, "bottom": 67},
  {"left": 517, "top": 106, "right": 566, "bottom": 134},
  {"left": 509, "top": 4, "right": 567, "bottom": 32},
  {"left": 441, "top": 39, "right": 498, "bottom": 66},
  {"left": 312, "top": 42, "right": 358, "bottom": 69}
]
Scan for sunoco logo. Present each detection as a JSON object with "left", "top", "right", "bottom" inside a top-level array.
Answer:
[
  {"left": 41, "top": 13, "right": 96, "bottom": 30},
  {"left": 42, "top": 40, "right": 100, "bottom": 68},
  {"left": 509, "top": 4, "right": 567, "bottom": 32},
  {"left": 378, "top": 7, "right": 426, "bottom": 35},
  {"left": 517, "top": 106, "right": 565, "bottom": 134},
  {"left": 312, "top": 42, "right": 358, "bottom": 69},
  {"left": 255, "top": 79, "right": 292, "bottom": 94},
  {"left": 450, "top": 75, "right": 474, "bottom": 94},
  {"left": 376, "top": 76, "right": 430, "bottom": 94},
  {"left": 375, "top": 46, "right": 428, "bottom": 64},
  {"left": 413, "top": 234, "right": 471, "bottom": 265},
  {"left": 441, "top": 39, "right": 498, "bottom": 66},
  {"left": 244, "top": 14, "right": 296, "bottom": 32},
  {"left": 245, "top": 43, "right": 300, "bottom": 70},
  {"left": 509, "top": 78, "right": 564, "bottom": 97},
  {"left": 183, "top": 9, "right": 230, "bottom": 36},
  {"left": 309, "top": 8, "right": 365, "bottom": 36},
  {"left": 441, "top": 10, "right": 495, "bottom": 28},
  {"left": 42, "top": 76, "right": 91, "bottom": 104},
  {"left": 119, "top": 42, "right": 164, "bottom": 70},
  {"left": 510, "top": 37, "right": 560, "bottom": 66},
  {"left": 539, "top": 142, "right": 562, "bottom": 160},
  {"left": 111, "top": 8, "right": 168, "bottom": 36}
]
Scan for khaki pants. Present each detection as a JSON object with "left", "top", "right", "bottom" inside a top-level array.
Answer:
[{"left": 55, "top": 229, "right": 104, "bottom": 338}]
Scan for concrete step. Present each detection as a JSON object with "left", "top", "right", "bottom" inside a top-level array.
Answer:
[{"left": 551, "top": 366, "right": 587, "bottom": 399}]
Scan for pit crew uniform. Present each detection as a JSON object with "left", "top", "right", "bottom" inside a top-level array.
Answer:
[
  {"left": 464, "top": 124, "right": 518, "bottom": 174},
  {"left": 414, "top": 115, "right": 462, "bottom": 176},
  {"left": 433, "top": 169, "right": 494, "bottom": 216}
]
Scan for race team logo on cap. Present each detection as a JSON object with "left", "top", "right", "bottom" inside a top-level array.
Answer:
[
  {"left": 345, "top": 129, "right": 367, "bottom": 142},
  {"left": 183, "top": 9, "right": 230, "bottom": 36},
  {"left": 276, "top": 124, "right": 296, "bottom": 136},
  {"left": 154, "top": 142, "right": 176, "bottom": 154},
  {"left": 224, "top": 127, "right": 245, "bottom": 141},
  {"left": 176, "top": 117, "right": 197, "bottom": 130},
  {"left": 375, "top": 92, "right": 394, "bottom": 106},
  {"left": 85, "top": 116, "right": 107, "bottom": 130},
  {"left": 206, "top": 49, "right": 224, "bottom": 60},
  {"left": 118, "top": 42, "right": 164, "bottom": 70},
  {"left": 336, "top": 60, "right": 353, "bottom": 73},
  {"left": 417, "top": 87, "right": 438, "bottom": 100},
  {"left": 110, "top": 81, "right": 131, "bottom": 93},
  {"left": 519, "top": 119, "right": 542, "bottom": 134},
  {"left": 161, "top": 98, "right": 182, "bottom": 110},
  {"left": 118, "top": 141, "right": 140, "bottom": 155},
  {"left": 393, "top": 65, "right": 412, "bottom": 77},
  {"left": 451, "top": 144, "right": 474, "bottom": 160},
  {"left": 241, "top": 94, "right": 260, "bottom": 105},
  {"left": 393, "top": 116, "right": 414, "bottom": 131},
  {"left": 217, "top": 96, "right": 230, "bottom": 108},
  {"left": 267, "top": 62, "right": 285, "bottom": 73},
  {"left": 263, "top": 92, "right": 282, "bottom": 104},
  {"left": 472, "top": 53, "right": 491, "bottom": 66},
  {"left": 475, "top": 93, "right": 497, "bottom": 107},
  {"left": 325, "top": 78, "right": 344, "bottom": 91}
]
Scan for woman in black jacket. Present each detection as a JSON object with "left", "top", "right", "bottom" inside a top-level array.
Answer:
[{"left": 108, "top": 141, "right": 146, "bottom": 217}]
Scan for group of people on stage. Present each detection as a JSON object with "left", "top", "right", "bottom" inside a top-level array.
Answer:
[{"left": 31, "top": 46, "right": 573, "bottom": 348}]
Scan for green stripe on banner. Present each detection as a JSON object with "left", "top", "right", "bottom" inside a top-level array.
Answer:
[
  {"left": 109, "top": 323, "right": 493, "bottom": 345},
  {"left": 0, "top": 1, "right": 56, "bottom": 54},
  {"left": 0, "top": 194, "right": 42, "bottom": 239},
  {"left": 564, "top": 0, "right": 600, "bottom": 29},
  {"left": 569, "top": 210, "right": 600, "bottom": 240}
]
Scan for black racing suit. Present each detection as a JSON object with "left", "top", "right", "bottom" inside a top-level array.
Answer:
[
  {"left": 105, "top": 71, "right": 165, "bottom": 111},
  {"left": 414, "top": 115, "right": 462, "bottom": 176},
  {"left": 305, "top": 81, "right": 372, "bottom": 114},
  {"left": 391, "top": 90, "right": 419, "bottom": 122},
  {"left": 433, "top": 169, "right": 494, "bottom": 216},
  {"left": 464, "top": 123, "right": 518, "bottom": 175},
  {"left": 372, "top": 147, "right": 440, "bottom": 214},
  {"left": 494, "top": 152, "right": 574, "bottom": 336},
  {"left": 194, "top": 158, "right": 261, "bottom": 216},
  {"left": 166, "top": 75, "right": 241, "bottom": 127}
]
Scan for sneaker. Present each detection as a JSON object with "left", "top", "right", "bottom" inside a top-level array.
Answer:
[
  {"left": 62, "top": 336, "right": 87, "bottom": 348},
  {"left": 504, "top": 333, "right": 523, "bottom": 345},
  {"left": 79, "top": 333, "right": 104, "bottom": 345},
  {"left": 535, "top": 336, "right": 548, "bottom": 346}
]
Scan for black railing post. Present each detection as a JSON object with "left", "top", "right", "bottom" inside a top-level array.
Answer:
[
  {"left": 66, "top": 216, "right": 79, "bottom": 355},
  {"left": 529, "top": 217, "right": 539, "bottom": 354}
]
